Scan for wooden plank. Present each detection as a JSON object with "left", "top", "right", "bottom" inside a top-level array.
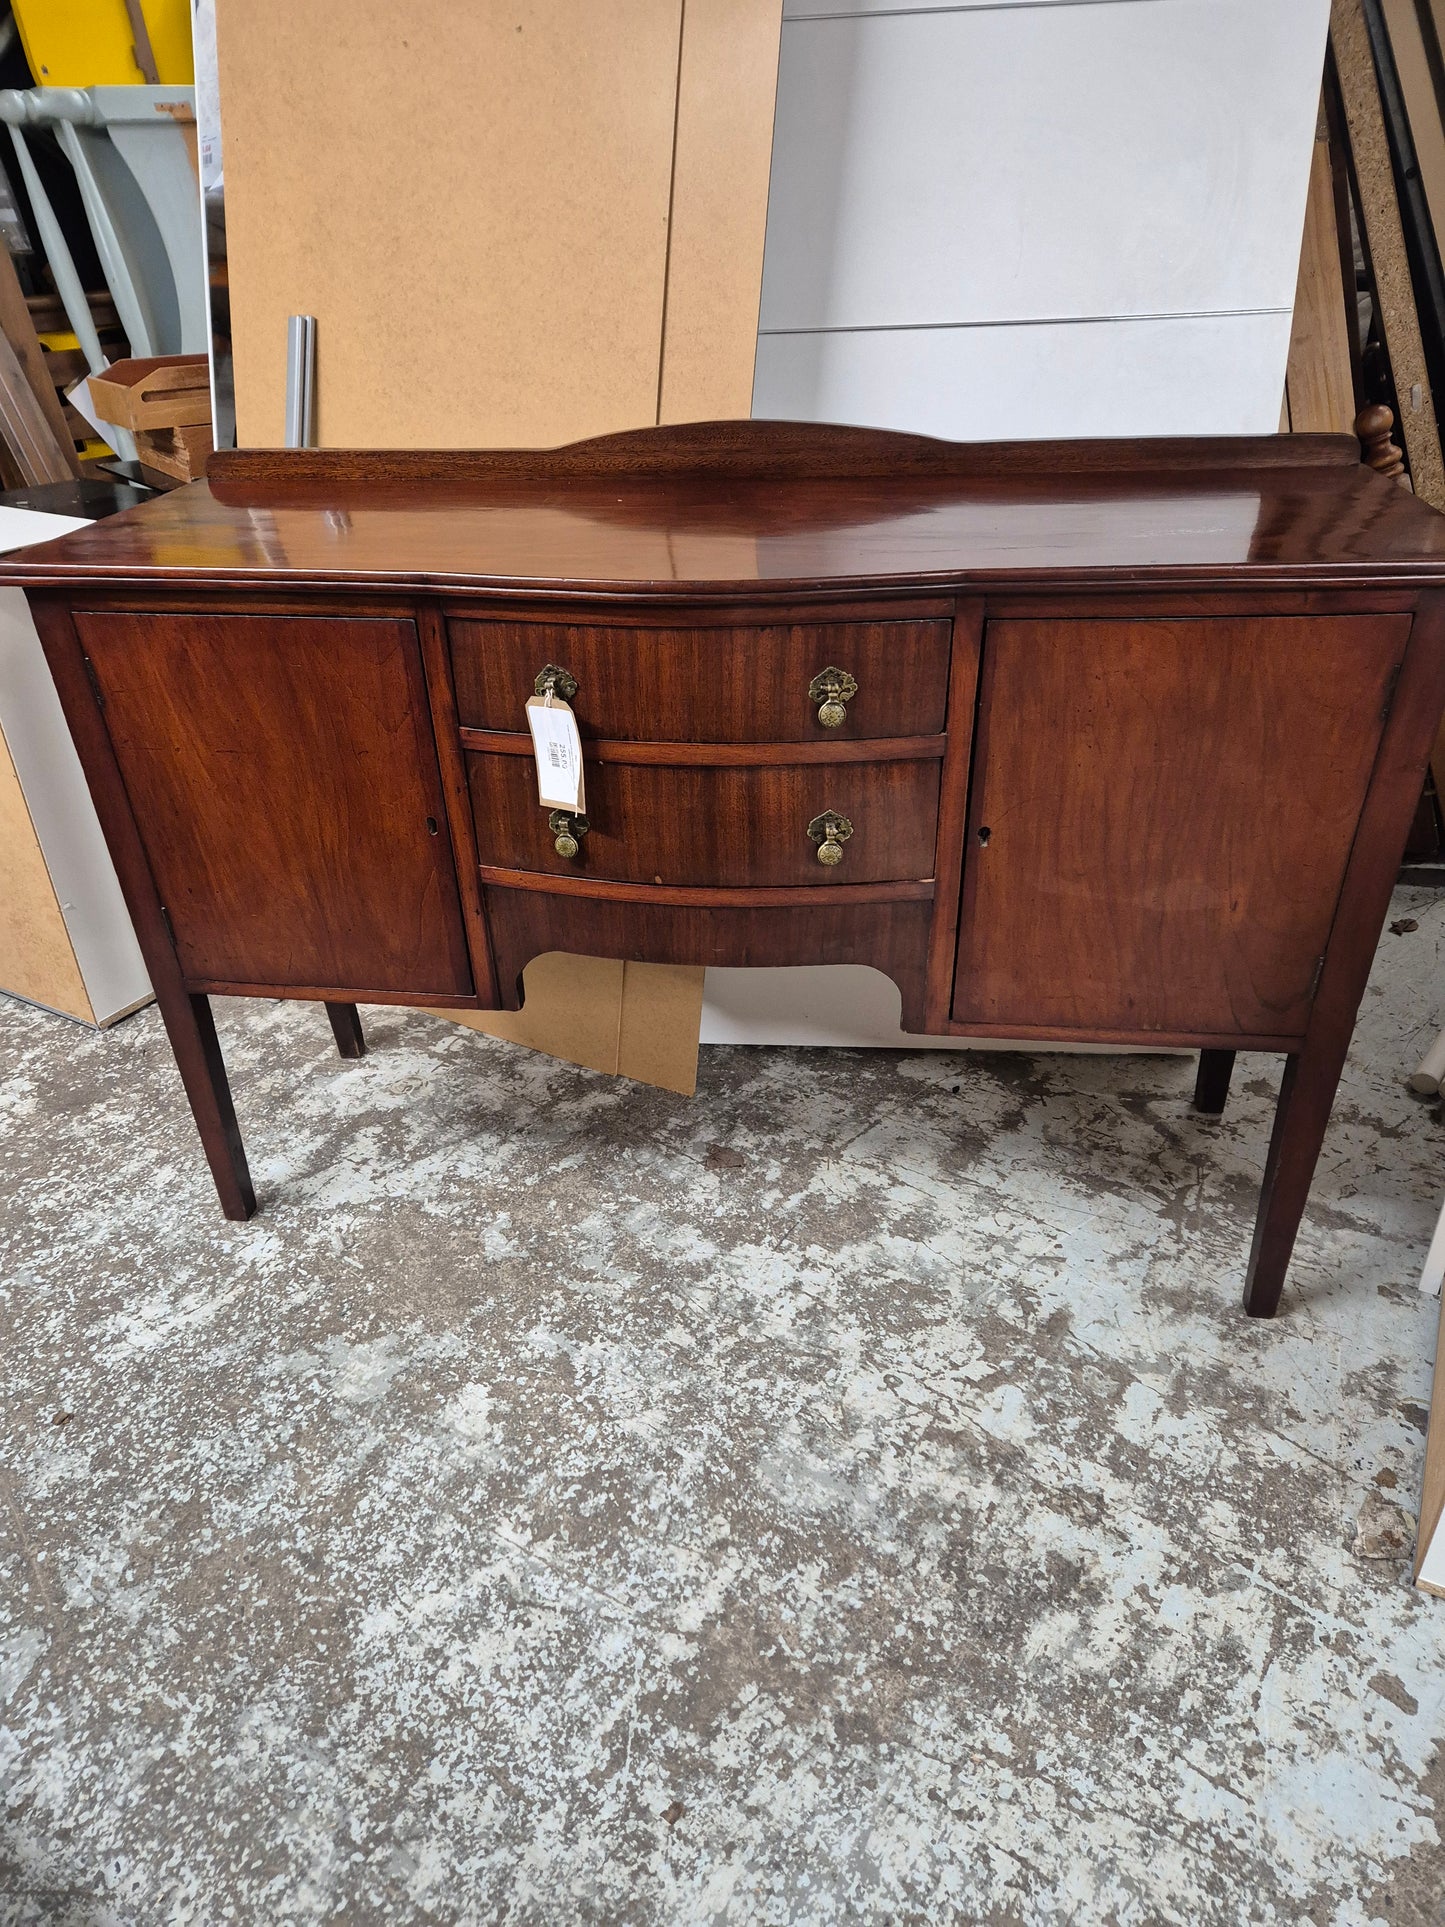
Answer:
[
  {"left": 0, "top": 326, "right": 78, "bottom": 485},
  {"left": 1382, "top": 0, "right": 1445, "bottom": 252},
  {"left": 0, "top": 715, "right": 92, "bottom": 1022},
  {"left": 1377, "top": 0, "right": 1445, "bottom": 803},
  {"left": 1332, "top": 0, "right": 1445, "bottom": 504},
  {"left": 658, "top": 0, "right": 783, "bottom": 422},
  {"left": 0, "top": 240, "right": 79, "bottom": 477},
  {"left": 1286, "top": 101, "right": 1358, "bottom": 432}
]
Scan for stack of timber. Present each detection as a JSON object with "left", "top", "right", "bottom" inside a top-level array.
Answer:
[
  {"left": 26, "top": 288, "right": 126, "bottom": 457},
  {"left": 0, "top": 236, "right": 80, "bottom": 486},
  {"left": 1310, "top": 0, "right": 1445, "bottom": 844}
]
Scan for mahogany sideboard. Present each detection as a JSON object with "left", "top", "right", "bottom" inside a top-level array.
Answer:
[{"left": 8, "top": 421, "right": 1445, "bottom": 1319}]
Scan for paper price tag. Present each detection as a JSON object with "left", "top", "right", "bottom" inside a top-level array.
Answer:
[{"left": 525, "top": 694, "right": 586, "bottom": 813}]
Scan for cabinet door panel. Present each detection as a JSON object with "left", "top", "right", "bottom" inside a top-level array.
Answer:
[
  {"left": 952, "top": 615, "right": 1409, "bottom": 1039},
  {"left": 75, "top": 611, "right": 473, "bottom": 995}
]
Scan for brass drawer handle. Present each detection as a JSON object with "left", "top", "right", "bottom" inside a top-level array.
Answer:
[
  {"left": 808, "top": 666, "right": 857, "bottom": 727},
  {"left": 535, "top": 663, "right": 578, "bottom": 701},
  {"left": 549, "top": 809, "right": 589, "bottom": 859},
  {"left": 807, "top": 810, "right": 853, "bottom": 866}
]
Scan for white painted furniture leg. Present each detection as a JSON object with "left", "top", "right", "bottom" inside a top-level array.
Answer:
[
  {"left": 1409, "top": 1025, "right": 1445, "bottom": 1094},
  {"left": 1420, "top": 1194, "right": 1445, "bottom": 1297}
]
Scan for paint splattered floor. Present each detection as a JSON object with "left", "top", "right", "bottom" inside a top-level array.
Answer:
[{"left": 3, "top": 891, "right": 1445, "bottom": 1926}]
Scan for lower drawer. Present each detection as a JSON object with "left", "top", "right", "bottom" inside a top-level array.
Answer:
[{"left": 466, "top": 750, "right": 942, "bottom": 888}]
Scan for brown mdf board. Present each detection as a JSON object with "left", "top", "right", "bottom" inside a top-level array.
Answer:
[
  {"left": 217, "top": 0, "right": 682, "bottom": 449},
  {"left": 1285, "top": 102, "right": 1357, "bottom": 433},
  {"left": 658, "top": 0, "right": 784, "bottom": 424},
  {"left": 438, "top": 954, "right": 705, "bottom": 1097},
  {"left": 0, "top": 718, "right": 92, "bottom": 1023},
  {"left": 217, "top": 1, "right": 782, "bottom": 449}
]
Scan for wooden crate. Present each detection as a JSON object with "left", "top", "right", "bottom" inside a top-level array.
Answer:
[{"left": 88, "top": 355, "right": 212, "bottom": 478}]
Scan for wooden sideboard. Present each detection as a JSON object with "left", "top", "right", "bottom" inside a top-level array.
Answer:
[{"left": 8, "top": 421, "right": 1445, "bottom": 1318}]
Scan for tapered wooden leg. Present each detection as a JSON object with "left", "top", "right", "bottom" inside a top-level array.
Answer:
[
  {"left": 156, "top": 992, "right": 257, "bottom": 1221},
  {"left": 1242, "top": 1046, "right": 1350, "bottom": 1318},
  {"left": 1193, "top": 1048, "right": 1235, "bottom": 1115},
  {"left": 325, "top": 1001, "right": 367, "bottom": 1059}
]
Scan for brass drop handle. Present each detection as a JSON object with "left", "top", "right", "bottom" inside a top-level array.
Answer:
[
  {"left": 535, "top": 663, "right": 579, "bottom": 701},
  {"left": 807, "top": 811, "right": 853, "bottom": 867},
  {"left": 808, "top": 666, "right": 858, "bottom": 728},
  {"left": 549, "top": 809, "right": 589, "bottom": 859}
]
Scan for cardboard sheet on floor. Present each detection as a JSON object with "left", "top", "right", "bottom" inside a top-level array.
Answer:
[
  {"left": 215, "top": 0, "right": 783, "bottom": 1087},
  {"left": 438, "top": 955, "right": 704, "bottom": 1098}
]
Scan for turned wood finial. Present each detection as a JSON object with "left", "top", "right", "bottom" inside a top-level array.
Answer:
[{"left": 1355, "top": 403, "right": 1406, "bottom": 478}]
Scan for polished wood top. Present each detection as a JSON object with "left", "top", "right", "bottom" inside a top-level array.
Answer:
[{"left": 9, "top": 421, "right": 1445, "bottom": 598}]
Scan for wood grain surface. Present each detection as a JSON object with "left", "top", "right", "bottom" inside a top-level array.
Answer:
[
  {"left": 73, "top": 611, "right": 473, "bottom": 995},
  {"left": 17, "top": 423, "right": 1445, "bottom": 1310},
  {"left": 483, "top": 883, "right": 934, "bottom": 1030},
  {"left": 448, "top": 615, "right": 953, "bottom": 740},
  {"left": 207, "top": 421, "right": 1363, "bottom": 488},
  {"left": 9, "top": 437, "right": 1445, "bottom": 603},
  {"left": 952, "top": 614, "right": 1409, "bottom": 1037},
  {"left": 31, "top": 596, "right": 258, "bottom": 1220},
  {"left": 1243, "top": 592, "right": 1445, "bottom": 1315},
  {"left": 466, "top": 750, "right": 941, "bottom": 889}
]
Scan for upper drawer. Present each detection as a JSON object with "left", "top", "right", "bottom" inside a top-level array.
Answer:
[{"left": 447, "top": 616, "right": 952, "bottom": 741}]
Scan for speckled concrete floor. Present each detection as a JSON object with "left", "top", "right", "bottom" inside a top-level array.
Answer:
[{"left": 3, "top": 894, "right": 1445, "bottom": 1926}]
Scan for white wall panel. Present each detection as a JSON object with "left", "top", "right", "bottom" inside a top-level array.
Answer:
[
  {"left": 0, "top": 589, "right": 151, "bottom": 1025},
  {"left": 758, "top": 0, "right": 1329, "bottom": 332},
  {"left": 753, "top": 309, "right": 1296, "bottom": 438},
  {"left": 699, "top": 966, "right": 1167, "bottom": 1050}
]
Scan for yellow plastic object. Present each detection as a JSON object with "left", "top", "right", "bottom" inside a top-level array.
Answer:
[
  {"left": 36, "top": 330, "right": 81, "bottom": 351},
  {"left": 13, "top": 0, "right": 195, "bottom": 86}
]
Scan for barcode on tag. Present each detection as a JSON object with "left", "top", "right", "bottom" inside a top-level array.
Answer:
[{"left": 525, "top": 694, "right": 586, "bottom": 812}]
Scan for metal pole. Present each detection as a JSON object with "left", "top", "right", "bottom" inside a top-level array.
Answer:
[{"left": 284, "top": 314, "right": 316, "bottom": 448}]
